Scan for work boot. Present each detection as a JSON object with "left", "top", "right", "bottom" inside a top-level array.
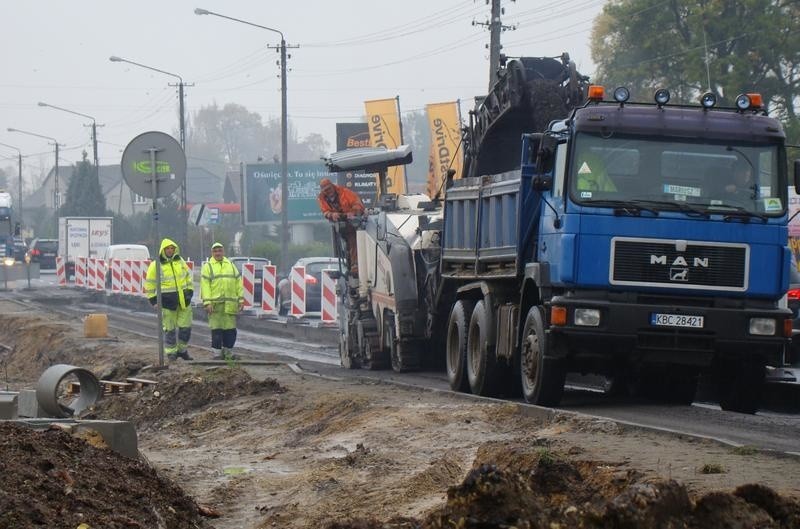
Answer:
[
  {"left": 211, "top": 349, "right": 224, "bottom": 361},
  {"left": 177, "top": 349, "right": 194, "bottom": 361}
]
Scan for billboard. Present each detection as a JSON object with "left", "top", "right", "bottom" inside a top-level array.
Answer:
[
  {"left": 335, "top": 122, "right": 378, "bottom": 208},
  {"left": 243, "top": 162, "right": 337, "bottom": 224}
]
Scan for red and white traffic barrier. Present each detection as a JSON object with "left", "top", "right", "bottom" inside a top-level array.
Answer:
[
  {"left": 290, "top": 265, "right": 306, "bottom": 317},
  {"left": 75, "top": 257, "right": 86, "bottom": 287},
  {"left": 87, "top": 258, "right": 97, "bottom": 290},
  {"left": 56, "top": 257, "right": 67, "bottom": 287},
  {"left": 321, "top": 269, "right": 337, "bottom": 323},
  {"left": 131, "top": 260, "right": 143, "bottom": 296},
  {"left": 261, "top": 265, "right": 277, "bottom": 314},
  {"left": 95, "top": 259, "right": 106, "bottom": 292},
  {"left": 121, "top": 259, "right": 132, "bottom": 294},
  {"left": 242, "top": 262, "right": 255, "bottom": 310},
  {"left": 111, "top": 259, "right": 122, "bottom": 293}
]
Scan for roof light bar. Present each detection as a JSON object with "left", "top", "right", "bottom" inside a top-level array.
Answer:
[
  {"left": 700, "top": 92, "right": 717, "bottom": 109},
  {"left": 587, "top": 85, "right": 605, "bottom": 102},
  {"left": 654, "top": 89, "right": 670, "bottom": 107},
  {"left": 613, "top": 87, "right": 630, "bottom": 103}
]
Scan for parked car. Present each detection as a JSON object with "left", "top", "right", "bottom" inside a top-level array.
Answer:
[
  {"left": 229, "top": 257, "right": 271, "bottom": 305},
  {"left": 27, "top": 238, "right": 58, "bottom": 269},
  {"left": 102, "top": 244, "right": 151, "bottom": 288},
  {"left": 278, "top": 257, "right": 340, "bottom": 315}
]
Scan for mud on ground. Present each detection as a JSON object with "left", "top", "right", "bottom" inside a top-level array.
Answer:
[{"left": 0, "top": 301, "right": 799, "bottom": 529}]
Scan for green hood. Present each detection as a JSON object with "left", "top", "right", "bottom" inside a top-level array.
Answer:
[{"left": 159, "top": 238, "right": 181, "bottom": 261}]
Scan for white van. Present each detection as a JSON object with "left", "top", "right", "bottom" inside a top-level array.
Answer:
[{"left": 102, "top": 244, "right": 150, "bottom": 288}]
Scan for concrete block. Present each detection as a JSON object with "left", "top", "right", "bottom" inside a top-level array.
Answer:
[
  {"left": 12, "top": 419, "right": 139, "bottom": 459},
  {"left": 0, "top": 392, "right": 19, "bottom": 419},
  {"left": 17, "top": 389, "right": 42, "bottom": 418}
]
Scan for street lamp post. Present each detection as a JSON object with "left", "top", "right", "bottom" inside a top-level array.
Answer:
[
  {"left": 195, "top": 8, "right": 291, "bottom": 273},
  {"left": 38, "top": 102, "right": 101, "bottom": 197},
  {"left": 109, "top": 55, "right": 189, "bottom": 244},
  {"left": 7, "top": 128, "right": 62, "bottom": 232},
  {"left": 0, "top": 142, "right": 23, "bottom": 227}
]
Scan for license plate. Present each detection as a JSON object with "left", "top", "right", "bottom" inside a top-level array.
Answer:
[{"left": 650, "top": 313, "right": 704, "bottom": 328}]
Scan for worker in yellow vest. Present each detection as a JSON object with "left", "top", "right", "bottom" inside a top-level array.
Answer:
[{"left": 201, "top": 242, "right": 244, "bottom": 360}]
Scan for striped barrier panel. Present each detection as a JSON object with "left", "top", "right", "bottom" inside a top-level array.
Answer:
[
  {"left": 242, "top": 262, "right": 255, "bottom": 310},
  {"left": 131, "top": 260, "right": 143, "bottom": 296},
  {"left": 87, "top": 258, "right": 97, "bottom": 290},
  {"left": 121, "top": 259, "right": 132, "bottom": 294},
  {"left": 321, "top": 269, "right": 337, "bottom": 324},
  {"left": 112, "top": 259, "right": 122, "bottom": 293},
  {"left": 261, "top": 265, "right": 277, "bottom": 314},
  {"left": 75, "top": 257, "right": 86, "bottom": 288},
  {"left": 95, "top": 259, "right": 106, "bottom": 292},
  {"left": 56, "top": 257, "right": 67, "bottom": 286},
  {"left": 290, "top": 265, "right": 306, "bottom": 318}
]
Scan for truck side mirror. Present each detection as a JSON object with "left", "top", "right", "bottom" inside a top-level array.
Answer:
[
  {"left": 532, "top": 176, "right": 553, "bottom": 191},
  {"left": 795, "top": 160, "right": 800, "bottom": 195}
]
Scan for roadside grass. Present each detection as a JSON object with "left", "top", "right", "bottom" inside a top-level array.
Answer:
[
  {"left": 730, "top": 445, "right": 758, "bottom": 456},
  {"left": 698, "top": 462, "right": 726, "bottom": 474}
]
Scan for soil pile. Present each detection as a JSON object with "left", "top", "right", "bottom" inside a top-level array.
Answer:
[
  {"left": 0, "top": 422, "right": 211, "bottom": 529},
  {"left": 326, "top": 452, "right": 800, "bottom": 529},
  {"left": 92, "top": 367, "right": 285, "bottom": 428}
]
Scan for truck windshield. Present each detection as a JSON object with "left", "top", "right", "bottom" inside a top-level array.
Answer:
[{"left": 569, "top": 133, "right": 785, "bottom": 217}]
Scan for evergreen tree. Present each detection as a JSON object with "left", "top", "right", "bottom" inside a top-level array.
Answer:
[{"left": 59, "top": 151, "right": 107, "bottom": 217}]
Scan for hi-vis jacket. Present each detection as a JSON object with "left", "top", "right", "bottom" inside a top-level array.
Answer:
[
  {"left": 201, "top": 257, "right": 244, "bottom": 315},
  {"left": 144, "top": 238, "right": 194, "bottom": 310}
]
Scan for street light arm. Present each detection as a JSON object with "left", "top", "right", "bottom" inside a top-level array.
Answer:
[
  {"left": 38, "top": 102, "right": 97, "bottom": 125},
  {"left": 109, "top": 56, "right": 184, "bottom": 83},
  {"left": 194, "top": 8, "right": 284, "bottom": 40},
  {"left": 0, "top": 142, "right": 21, "bottom": 154},
  {"left": 7, "top": 128, "right": 59, "bottom": 144}
]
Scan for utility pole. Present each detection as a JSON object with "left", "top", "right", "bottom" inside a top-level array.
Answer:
[
  {"left": 475, "top": 0, "right": 517, "bottom": 90},
  {"left": 489, "top": 0, "right": 502, "bottom": 89},
  {"left": 172, "top": 79, "right": 191, "bottom": 247}
]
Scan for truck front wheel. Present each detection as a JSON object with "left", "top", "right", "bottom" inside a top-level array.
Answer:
[
  {"left": 520, "top": 306, "right": 566, "bottom": 406},
  {"left": 446, "top": 300, "right": 475, "bottom": 392}
]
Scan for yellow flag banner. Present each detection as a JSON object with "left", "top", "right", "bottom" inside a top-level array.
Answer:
[
  {"left": 364, "top": 97, "right": 406, "bottom": 195},
  {"left": 426, "top": 141, "right": 437, "bottom": 199},
  {"left": 426, "top": 101, "right": 463, "bottom": 199}
]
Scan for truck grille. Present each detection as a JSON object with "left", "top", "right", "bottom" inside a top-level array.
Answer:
[{"left": 610, "top": 237, "right": 748, "bottom": 291}]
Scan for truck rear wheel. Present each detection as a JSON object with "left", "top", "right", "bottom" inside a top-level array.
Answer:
[
  {"left": 446, "top": 300, "right": 475, "bottom": 392},
  {"left": 467, "top": 300, "right": 502, "bottom": 397},
  {"left": 520, "top": 306, "right": 566, "bottom": 406},
  {"left": 718, "top": 358, "right": 765, "bottom": 414}
]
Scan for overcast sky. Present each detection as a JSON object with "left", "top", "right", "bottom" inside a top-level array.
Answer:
[{"left": 0, "top": 0, "right": 604, "bottom": 182}]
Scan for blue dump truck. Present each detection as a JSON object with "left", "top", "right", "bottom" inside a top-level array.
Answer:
[{"left": 334, "top": 54, "right": 795, "bottom": 414}]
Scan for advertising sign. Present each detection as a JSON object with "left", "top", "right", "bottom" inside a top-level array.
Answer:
[
  {"left": 120, "top": 131, "right": 186, "bottom": 199},
  {"left": 426, "top": 101, "right": 463, "bottom": 199},
  {"left": 789, "top": 188, "right": 800, "bottom": 275},
  {"left": 364, "top": 97, "right": 406, "bottom": 194},
  {"left": 335, "top": 123, "right": 378, "bottom": 208},
  {"left": 244, "top": 162, "right": 337, "bottom": 224}
]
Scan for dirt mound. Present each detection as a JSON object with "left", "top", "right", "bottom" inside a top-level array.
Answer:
[
  {"left": 0, "top": 311, "right": 153, "bottom": 388},
  {"left": 327, "top": 455, "right": 800, "bottom": 529},
  {"left": 91, "top": 367, "right": 285, "bottom": 428},
  {"left": 0, "top": 422, "right": 210, "bottom": 529}
]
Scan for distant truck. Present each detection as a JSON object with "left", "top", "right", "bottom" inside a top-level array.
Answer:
[
  {"left": 58, "top": 217, "right": 113, "bottom": 279},
  {"left": 0, "top": 191, "right": 12, "bottom": 221}
]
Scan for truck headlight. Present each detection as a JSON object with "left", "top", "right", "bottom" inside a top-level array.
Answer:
[
  {"left": 3, "top": 257, "right": 14, "bottom": 267},
  {"left": 749, "top": 318, "right": 776, "bottom": 336},
  {"left": 574, "top": 308, "right": 601, "bottom": 327}
]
